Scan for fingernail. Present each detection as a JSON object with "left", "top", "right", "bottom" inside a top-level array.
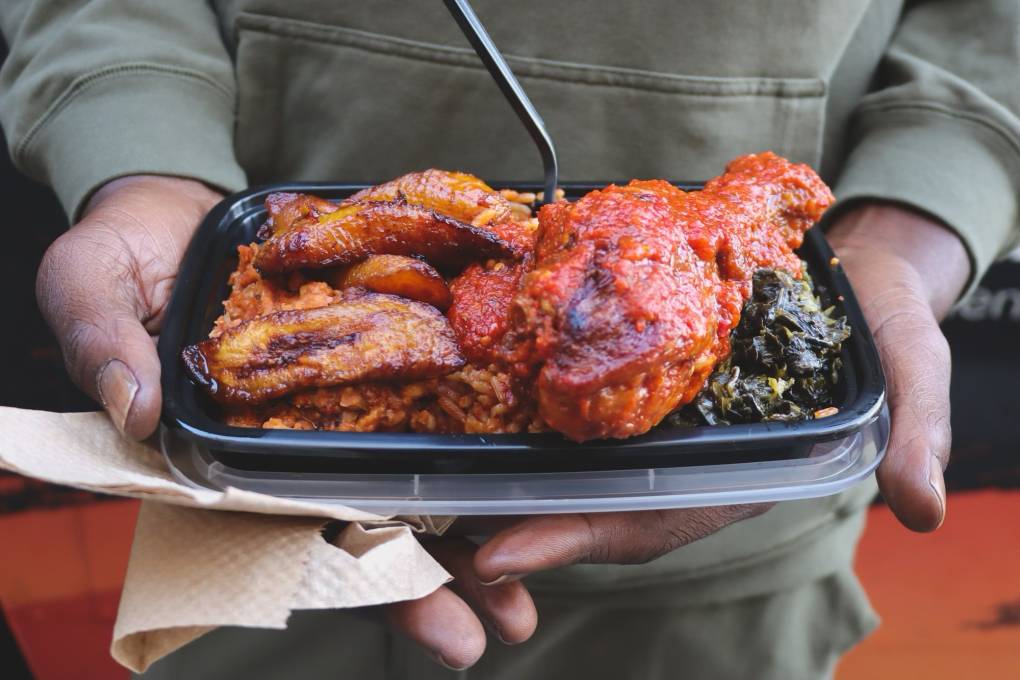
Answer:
[
  {"left": 479, "top": 573, "right": 523, "bottom": 587},
  {"left": 428, "top": 650, "right": 468, "bottom": 671},
  {"left": 479, "top": 618, "right": 519, "bottom": 647},
  {"left": 495, "top": 629, "right": 520, "bottom": 646},
  {"left": 97, "top": 359, "right": 138, "bottom": 435},
  {"left": 927, "top": 457, "right": 947, "bottom": 529}
]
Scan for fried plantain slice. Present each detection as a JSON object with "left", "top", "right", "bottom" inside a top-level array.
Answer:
[
  {"left": 253, "top": 199, "right": 520, "bottom": 274},
  {"left": 332, "top": 255, "right": 452, "bottom": 310},
  {"left": 344, "top": 169, "right": 516, "bottom": 227},
  {"left": 183, "top": 292, "right": 465, "bottom": 405},
  {"left": 258, "top": 192, "right": 340, "bottom": 239}
]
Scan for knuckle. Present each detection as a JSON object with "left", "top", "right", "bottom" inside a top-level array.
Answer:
[
  {"left": 685, "top": 509, "right": 731, "bottom": 538},
  {"left": 862, "top": 274, "right": 932, "bottom": 338},
  {"left": 902, "top": 360, "right": 948, "bottom": 409},
  {"left": 653, "top": 527, "right": 695, "bottom": 561},
  {"left": 638, "top": 510, "right": 703, "bottom": 562},
  {"left": 893, "top": 430, "right": 930, "bottom": 463},
  {"left": 881, "top": 323, "right": 952, "bottom": 463},
  {"left": 933, "top": 445, "right": 951, "bottom": 473},
  {"left": 61, "top": 318, "right": 108, "bottom": 390},
  {"left": 870, "top": 304, "right": 934, "bottom": 349},
  {"left": 586, "top": 542, "right": 613, "bottom": 564},
  {"left": 928, "top": 413, "right": 953, "bottom": 470},
  {"left": 578, "top": 514, "right": 613, "bottom": 563},
  {"left": 647, "top": 505, "right": 764, "bottom": 558}
]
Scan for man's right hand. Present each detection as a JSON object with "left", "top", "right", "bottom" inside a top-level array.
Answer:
[
  {"left": 37, "top": 175, "right": 223, "bottom": 440},
  {"left": 36, "top": 176, "right": 532, "bottom": 669}
]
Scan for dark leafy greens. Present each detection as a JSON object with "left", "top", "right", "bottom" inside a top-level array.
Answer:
[{"left": 670, "top": 268, "right": 850, "bottom": 426}]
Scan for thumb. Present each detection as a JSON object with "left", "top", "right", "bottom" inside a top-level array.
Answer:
[
  {"left": 36, "top": 228, "right": 163, "bottom": 440},
  {"left": 828, "top": 203, "right": 968, "bottom": 533},
  {"left": 858, "top": 262, "right": 952, "bottom": 531}
]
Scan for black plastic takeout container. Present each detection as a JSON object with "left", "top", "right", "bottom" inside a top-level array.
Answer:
[{"left": 158, "top": 182, "right": 886, "bottom": 475}]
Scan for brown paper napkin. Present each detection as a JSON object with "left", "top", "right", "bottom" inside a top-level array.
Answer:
[{"left": 0, "top": 407, "right": 453, "bottom": 672}]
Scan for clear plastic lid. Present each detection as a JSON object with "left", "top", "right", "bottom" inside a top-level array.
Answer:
[{"left": 161, "top": 405, "right": 888, "bottom": 516}]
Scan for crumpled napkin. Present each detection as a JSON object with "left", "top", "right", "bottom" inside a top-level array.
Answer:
[{"left": 0, "top": 407, "right": 452, "bottom": 672}]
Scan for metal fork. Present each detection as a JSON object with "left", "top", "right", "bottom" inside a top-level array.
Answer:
[{"left": 443, "top": 0, "right": 559, "bottom": 205}]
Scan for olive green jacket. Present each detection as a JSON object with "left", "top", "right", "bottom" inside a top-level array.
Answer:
[{"left": 1, "top": 1, "right": 1018, "bottom": 602}]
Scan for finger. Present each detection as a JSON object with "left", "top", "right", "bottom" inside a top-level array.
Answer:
[
  {"left": 863, "top": 277, "right": 951, "bottom": 532},
  {"left": 36, "top": 228, "right": 163, "bottom": 440},
  {"left": 426, "top": 537, "right": 537, "bottom": 645},
  {"left": 385, "top": 584, "right": 486, "bottom": 670},
  {"left": 475, "top": 505, "right": 767, "bottom": 582}
]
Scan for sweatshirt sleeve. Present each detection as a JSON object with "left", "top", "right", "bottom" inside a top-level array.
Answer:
[
  {"left": 833, "top": 0, "right": 1020, "bottom": 294},
  {"left": 0, "top": 0, "right": 247, "bottom": 219}
]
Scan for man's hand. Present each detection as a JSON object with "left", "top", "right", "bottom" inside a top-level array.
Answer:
[
  {"left": 36, "top": 175, "right": 223, "bottom": 439},
  {"left": 387, "top": 504, "right": 769, "bottom": 669},
  {"left": 470, "top": 504, "right": 770, "bottom": 586},
  {"left": 36, "top": 175, "right": 533, "bottom": 671},
  {"left": 454, "top": 202, "right": 968, "bottom": 667},
  {"left": 827, "top": 203, "right": 969, "bottom": 531},
  {"left": 385, "top": 535, "right": 538, "bottom": 670},
  {"left": 383, "top": 501, "right": 770, "bottom": 669}
]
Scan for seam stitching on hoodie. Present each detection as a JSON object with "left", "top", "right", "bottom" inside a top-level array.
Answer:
[
  {"left": 16, "top": 63, "right": 234, "bottom": 166},
  {"left": 235, "top": 12, "right": 826, "bottom": 98}
]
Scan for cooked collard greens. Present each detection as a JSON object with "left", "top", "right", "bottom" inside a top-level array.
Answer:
[{"left": 670, "top": 268, "right": 850, "bottom": 426}]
